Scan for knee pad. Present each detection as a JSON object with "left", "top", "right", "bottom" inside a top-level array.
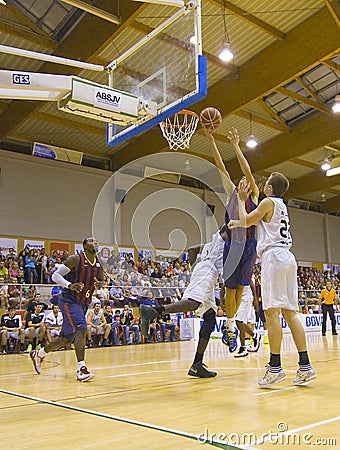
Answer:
[{"left": 199, "top": 309, "right": 216, "bottom": 339}]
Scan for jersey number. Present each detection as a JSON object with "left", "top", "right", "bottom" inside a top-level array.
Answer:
[
  {"left": 279, "top": 219, "right": 288, "bottom": 239},
  {"left": 85, "top": 289, "right": 91, "bottom": 298}
]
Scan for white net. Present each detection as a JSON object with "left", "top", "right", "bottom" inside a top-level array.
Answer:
[{"left": 159, "top": 110, "right": 199, "bottom": 151}]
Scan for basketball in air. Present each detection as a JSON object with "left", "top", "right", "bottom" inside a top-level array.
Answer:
[{"left": 200, "top": 107, "right": 222, "bottom": 132}]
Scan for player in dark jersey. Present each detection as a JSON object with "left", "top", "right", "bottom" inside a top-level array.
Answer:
[
  {"left": 206, "top": 128, "right": 259, "bottom": 353},
  {"left": 30, "top": 237, "right": 104, "bottom": 381}
]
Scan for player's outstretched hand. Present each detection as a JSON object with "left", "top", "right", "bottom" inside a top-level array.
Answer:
[
  {"left": 69, "top": 282, "right": 84, "bottom": 293},
  {"left": 228, "top": 127, "right": 239, "bottom": 147},
  {"left": 237, "top": 178, "right": 251, "bottom": 201}
]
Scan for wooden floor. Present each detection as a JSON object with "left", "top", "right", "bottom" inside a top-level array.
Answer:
[{"left": 0, "top": 333, "right": 339, "bottom": 449}]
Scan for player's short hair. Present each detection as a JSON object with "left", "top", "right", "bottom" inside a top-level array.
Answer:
[
  {"left": 83, "top": 237, "right": 91, "bottom": 247},
  {"left": 269, "top": 172, "right": 289, "bottom": 196}
]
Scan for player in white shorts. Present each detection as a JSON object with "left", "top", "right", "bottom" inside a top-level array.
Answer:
[
  {"left": 140, "top": 226, "right": 227, "bottom": 378},
  {"left": 234, "top": 281, "right": 261, "bottom": 357},
  {"left": 228, "top": 172, "right": 315, "bottom": 387}
]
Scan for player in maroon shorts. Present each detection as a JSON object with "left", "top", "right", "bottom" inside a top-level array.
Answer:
[{"left": 30, "top": 237, "right": 104, "bottom": 382}]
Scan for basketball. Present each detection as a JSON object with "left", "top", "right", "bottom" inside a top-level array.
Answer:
[{"left": 200, "top": 107, "right": 222, "bottom": 132}]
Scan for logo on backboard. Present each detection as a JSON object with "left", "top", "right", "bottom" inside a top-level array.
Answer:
[
  {"left": 95, "top": 90, "right": 121, "bottom": 108},
  {"left": 12, "top": 74, "right": 30, "bottom": 85}
]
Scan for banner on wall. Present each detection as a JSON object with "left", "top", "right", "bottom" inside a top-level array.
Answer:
[
  {"left": 138, "top": 249, "right": 154, "bottom": 261},
  {"left": 155, "top": 249, "right": 182, "bottom": 260},
  {"left": 118, "top": 247, "right": 135, "bottom": 261},
  {"left": 24, "top": 240, "right": 45, "bottom": 251},
  {"left": 323, "top": 264, "right": 331, "bottom": 272},
  {"left": 50, "top": 242, "right": 70, "bottom": 258},
  {"left": 0, "top": 238, "right": 18, "bottom": 256},
  {"left": 332, "top": 265, "right": 339, "bottom": 275}
]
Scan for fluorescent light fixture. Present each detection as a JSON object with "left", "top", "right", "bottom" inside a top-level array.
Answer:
[
  {"left": 326, "top": 166, "right": 340, "bottom": 177},
  {"left": 218, "top": 41, "right": 234, "bottom": 62},
  {"left": 321, "top": 160, "right": 332, "bottom": 171},
  {"left": 246, "top": 134, "right": 258, "bottom": 149},
  {"left": 332, "top": 95, "right": 340, "bottom": 113},
  {"left": 0, "top": 0, "right": 6, "bottom": 5}
]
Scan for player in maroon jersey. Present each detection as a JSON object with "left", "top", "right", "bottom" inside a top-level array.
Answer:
[{"left": 30, "top": 237, "right": 104, "bottom": 381}]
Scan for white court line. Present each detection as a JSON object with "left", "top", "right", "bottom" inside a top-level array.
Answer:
[
  {"left": 254, "top": 386, "right": 298, "bottom": 396},
  {"left": 243, "top": 415, "right": 340, "bottom": 448},
  {"left": 0, "top": 388, "right": 250, "bottom": 450}
]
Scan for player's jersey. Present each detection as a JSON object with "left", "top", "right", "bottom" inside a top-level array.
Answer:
[
  {"left": 45, "top": 311, "right": 63, "bottom": 327},
  {"left": 89, "top": 310, "right": 103, "bottom": 326},
  {"left": 225, "top": 189, "right": 257, "bottom": 242},
  {"left": 257, "top": 197, "right": 292, "bottom": 258},
  {"left": 63, "top": 252, "right": 101, "bottom": 307},
  {"left": 1, "top": 314, "right": 22, "bottom": 329},
  {"left": 194, "top": 231, "right": 224, "bottom": 276}
]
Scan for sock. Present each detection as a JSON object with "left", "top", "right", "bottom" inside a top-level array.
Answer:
[
  {"left": 193, "top": 352, "right": 203, "bottom": 365},
  {"left": 299, "top": 363, "right": 312, "bottom": 372},
  {"left": 226, "top": 318, "right": 235, "bottom": 332},
  {"left": 38, "top": 348, "right": 46, "bottom": 358},
  {"left": 78, "top": 360, "right": 85, "bottom": 369},
  {"left": 2, "top": 344, "right": 6, "bottom": 350},
  {"left": 298, "top": 351, "right": 310, "bottom": 366},
  {"left": 155, "top": 306, "right": 165, "bottom": 315},
  {"left": 269, "top": 353, "right": 281, "bottom": 368}
]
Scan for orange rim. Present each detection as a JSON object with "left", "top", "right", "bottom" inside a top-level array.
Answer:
[{"left": 160, "top": 110, "right": 199, "bottom": 128}]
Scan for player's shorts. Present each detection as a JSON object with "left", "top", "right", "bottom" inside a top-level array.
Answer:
[
  {"left": 25, "top": 328, "right": 41, "bottom": 338},
  {"left": 223, "top": 237, "right": 257, "bottom": 289},
  {"left": 90, "top": 326, "right": 104, "bottom": 335},
  {"left": 5, "top": 330, "right": 21, "bottom": 340},
  {"left": 58, "top": 294, "right": 87, "bottom": 342},
  {"left": 235, "top": 285, "right": 253, "bottom": 323},
  {"left": 182, "top": 265, "right": 218, "bottom": 316},
  {"left": 261, "top": 248, "right": 298, "bottom": 311},
  {"left": 49, "top": 329, "right": 62, "bottom": 338}
]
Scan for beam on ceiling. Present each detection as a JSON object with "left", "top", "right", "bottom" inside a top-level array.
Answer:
[
  {"left": 0, "top": 0, "right": 143, "bottom": 141},
  {"left": 296, "top": 76, "right": 325, "bottom": 106},
  {"left": 285, "top": 172, "right": 340, "bottom": 199},
  {"left": 276, "top": 86, "right": 328, "bottom": 113},
  {"left": 234, "top": 109, "right": 289, "bottom": 132},
  {"left": 60, "top": 0, "right": 120, "bottom": 25},
  {"left": 0, "top": 19, "right": 57, "bottom": 49},
  {"left": 289, "top": 157, "right": 319, "bottom": 170},
  {"left": 322, "top": 58, "right": 340, "bottom": 73},
  {"left": 256, "top": 99, "right": 288, "bottom": 126},
  {"left": 31, "top": 112, "right": 104, "bottom": 135},
  {"left": 113, "top": 7, "right": 340, "bottom": 167},
  {"left": 6, "top": 4, "right": 52, "bottom": 39},
  {"left": 324, "top": 0, "right": 340, "bottom": 27},
  {"left": 226, "top": 113, "right": 340, "bottom": 180},
  {"left": 207, "top": 0, "right": 285, "bottom": 40}
]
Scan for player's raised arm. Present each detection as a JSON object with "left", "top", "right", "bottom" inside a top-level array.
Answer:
[
  {"left": 228, "top": 127, "right": 259, "bottom": 203},
  {"left": 205, "top": 130, "right": 235, "bottom": 197}
]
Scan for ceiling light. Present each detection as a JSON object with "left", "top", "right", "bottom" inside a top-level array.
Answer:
[
  {"left": 332, "top": 95, "right": 340, "bottom": 113},
  {"left": 218, "top": 40, "right": 234, "bottom": 62},
  {"left": 326, "top": 166, "right": 340, "bottom": 177},
  {"left": 246, "top": 134, "right": 258, "bottom": 149},
  {"left": 0, "top": 0, "right": 6, "bottom": 5},
  {"left": 189, "top": 35, "right": 197, "bottom": 45},
  {"left": 321, "top": 159, "right": 332, "bottom": 171}
]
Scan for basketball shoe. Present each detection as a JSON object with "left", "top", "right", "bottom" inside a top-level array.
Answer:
[
  {"left": 77, "top": 366, "right": 95, "bottom": 382},
  {"left": 188, "top": 361, "right": 217, "bottom": 378},
  {"left": 234, "top": 346, "right": 248, "bottom": 358},
  {"left": 221, "top": 324, "right": 238, "bottom": 353},
  {"left": 258, "top": 366, "right": 286, "bottom": 388},
  {"left": 139, "top": 304, "right": 158, "bottom": 339},
  {"left": 293, "top": 368, "right": 316, "bottom": 386},
  {"left": 30, "top": 349, "right": 44, "bottom": 375},
  {"left": 248, "top": 333, "right": 261, "bottom": 352}
]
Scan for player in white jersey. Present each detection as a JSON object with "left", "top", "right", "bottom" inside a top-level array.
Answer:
[
  {"left": 228, "top": 172, "right": 315, "bottom": 387},
  {"left": 140, "top": 226, "right": 227, "bottom": 378}
]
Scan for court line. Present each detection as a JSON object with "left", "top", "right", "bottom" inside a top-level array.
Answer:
[
  {"left": 253, "top": 386, "right": 298, "bottom": 396},
  {"left": 0, "top": 388, "right": 249, "bottom": 450},
  {"left": 243, "top": 415, "right": 340, "bottom": 448}
]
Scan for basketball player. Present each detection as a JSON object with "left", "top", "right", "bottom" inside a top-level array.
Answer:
[
  {"left": 206, "top": 128, "right": 259, "bottom": 353},
  {"left": 228, "top": 174, "right": 316, "bottom": 387},
  {"left": 140, "top": 225, "right": 228, "bottom": 378},
  {"left": 30, "top": 237, "right": 104, "bottom": 382}
]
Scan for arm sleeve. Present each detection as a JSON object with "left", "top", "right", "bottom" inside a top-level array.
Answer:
[{"left": 52, "top": 264, "right": 72, "bottom": 288}]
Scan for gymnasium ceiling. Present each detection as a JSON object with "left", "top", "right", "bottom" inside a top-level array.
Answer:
[{"left": 0, "top": 0, "right": 340, "bottom": 213}]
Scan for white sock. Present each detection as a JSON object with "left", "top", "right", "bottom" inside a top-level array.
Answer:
[
  {"left": 226, "top": 318, "right": 235, "bottom": 332},
  {"left": 38, "top": 348, "right": 46, "bottom": 358},
  {"left": 78, "top": 360, "right": 85, "bottom": 369}
]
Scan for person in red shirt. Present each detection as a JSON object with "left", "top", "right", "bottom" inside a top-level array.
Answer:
[{"left": 319, "top": 281, "right": 338, "bottom": 336}]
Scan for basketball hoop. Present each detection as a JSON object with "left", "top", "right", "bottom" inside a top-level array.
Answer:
[{"left": 159, "top": 109, "right": 199, "bottom": 151}]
